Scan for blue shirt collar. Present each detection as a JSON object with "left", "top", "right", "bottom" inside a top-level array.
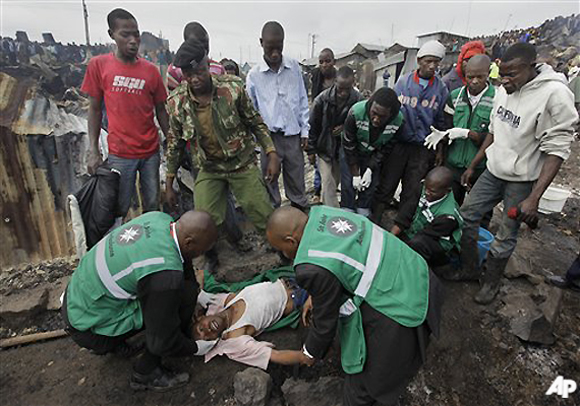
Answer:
[{"left": 258, "top": 56, "right": 291, "bottom": 73}]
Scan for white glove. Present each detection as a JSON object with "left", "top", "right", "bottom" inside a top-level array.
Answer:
[
  {"left": 447, "top": 128, "right": 470, "bottom": 144},
  {"left": 360, "top": 168, "right": 372, "bottom": 190},
  {"left": 424, "top": 126, "right": 448, "bottom": 150},
  {"left": 352, "top": 176, "right": 362, "bottom": 192},
  {"left": 195, "top": 339, "right": 218, "bottom": 356},
  {"left": 197, "top": 290, "right": 213, "bottom": 309}
]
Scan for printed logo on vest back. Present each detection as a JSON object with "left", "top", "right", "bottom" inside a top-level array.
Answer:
[
  {"left": 327, "top": 217, "right": 358, "bottom": 237},
  {"left": 116, "top": 224, "right": 144, "bottom": 245}
]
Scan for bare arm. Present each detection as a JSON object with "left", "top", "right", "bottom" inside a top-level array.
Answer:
[
  {"left": 461, "top": 132, "right": 494, "bottom": 189},
  {"left": 467, "top": 130, "right": 486, "bottom": 146},
  {"left": 270, "top": 349, "right": 314, "bottom": 366},
  {"left": 518, "top": 155, "right": 564, "bottom": 223},
  {"left": 155, "top": 102, "right": 170, "bottom": 139},
  {"left": 87, "top": 95, "right": 103, "bottom": 174}
]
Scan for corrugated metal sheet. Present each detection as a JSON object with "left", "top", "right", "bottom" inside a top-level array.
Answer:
[{"left": 0, "top": 71, "right": 89, "bottom": 269}]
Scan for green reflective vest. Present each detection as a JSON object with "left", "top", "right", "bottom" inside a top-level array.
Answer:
[
  {"left": 351, "top": 100, "right": 404, "bottom": 155},
  {"left": 294, "top": 206, "right": 430, "bottom": 373},
  {"left": 444, "top": 85, "right": 495, "bottom": 170},
  {"left": 406, "top": 189, "right": 463, "bottom": 253},
  {"left": 66, "top": 212, "right": 184, "bottom": 336}
]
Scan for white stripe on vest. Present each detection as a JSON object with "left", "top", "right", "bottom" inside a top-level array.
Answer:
[
  {"left": 354, "top": 224, "right": 384, "bottom": 298},
  {"left": 307, "top": 223, "right": 384, "bottom": 300},
  {"left": 95, "top": 239, "right": 165, "bottom": 300}
]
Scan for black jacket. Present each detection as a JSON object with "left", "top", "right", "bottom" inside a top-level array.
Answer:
[
  {"left": 307, "top": 85, "right": 362, "bottom": 161},
  {"left": 310, "top": 66, "right": 337, "bottom": 100}
]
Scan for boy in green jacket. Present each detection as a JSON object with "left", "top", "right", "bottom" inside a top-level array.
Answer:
[{"left": 403, "top": 167, "right": 462, "bottom": 267}]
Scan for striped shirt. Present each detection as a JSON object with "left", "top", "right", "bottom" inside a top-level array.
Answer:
[{"left": 246, "top": 56, "right": 310, "bottom": 137}]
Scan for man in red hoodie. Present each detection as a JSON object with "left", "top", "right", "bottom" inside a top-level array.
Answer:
[{"left": 442, "top": 41, "right": 486, "bottom": 92}]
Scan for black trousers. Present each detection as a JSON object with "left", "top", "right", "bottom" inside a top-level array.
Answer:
[
  {"left": 404, "top": 233, "right": 451, "bottom": 268},
  {"left": 343, "top": 303, "right": 433, "bottom": 406},
  {"left": 343, "top": 272, "right": 442, "bottom": 406},
  {"left": 61, "top": 279, "right": 197, "bottom": 374},
  {"left": 373, "top": 143, "right": 435, "bottom": 229}
]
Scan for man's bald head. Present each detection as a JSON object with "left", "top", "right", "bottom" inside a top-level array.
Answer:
[
  {"left": 466, "top": 54, "right": 491, "bottom": 71},
  {"left": 176, "top": 210, "right": 218, "bottom": 260},
  {"left": 266, "top": 206, "right": 308, "bottom": 260},
  {"left": 261, "top": 21, "right": 284, "bottom": 39},
  {"left": 426, "top": 166, "right": 453, "bottom": 186},
  {"left": 465, "top": 54, "right": 491, "bottom": 96},
  {"left": 424, "top": 167, "right": 453, "bottom": 202}
]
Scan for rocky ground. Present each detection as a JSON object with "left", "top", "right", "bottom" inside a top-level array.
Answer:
[{"left": 1, "top": 142, "right": 579, "bottom": 406}]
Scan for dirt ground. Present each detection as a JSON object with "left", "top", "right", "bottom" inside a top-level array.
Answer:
[{"left": 1, "top": 142, "right": 579, "bottom": 406}]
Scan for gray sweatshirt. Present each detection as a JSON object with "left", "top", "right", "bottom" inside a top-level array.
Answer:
[{"left": 486, "top": 63, "right": 578, "bottom": 182}]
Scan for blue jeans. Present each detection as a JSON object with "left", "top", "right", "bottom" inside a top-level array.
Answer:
[
  {"left": 460, "top": 169, "right": 533, "bottom": 261},
  {"left": 339, "top": 148, "right": 378, "bottom": 214},
  {"left": 108, "top": 152, "right": 160, "bottom": 217}
]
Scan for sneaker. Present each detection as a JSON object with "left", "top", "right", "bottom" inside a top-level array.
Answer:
[
  {"left": 546, "top": 275, "right": 580, "bottom": 292},
  {"left": 130, "top": 366, "right": 190, "bottom": 392},
  {"left": 113, "top": 341, "right": 145, "bottom": 358}
]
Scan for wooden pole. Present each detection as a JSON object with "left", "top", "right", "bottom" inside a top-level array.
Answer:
[{"left": 0, "top": 329, "right": 68, "bottom": 349}]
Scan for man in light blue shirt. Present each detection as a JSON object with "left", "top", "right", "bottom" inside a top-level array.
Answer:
[{"left": 246, "top": 21, "right": 310, "bottom": 210}]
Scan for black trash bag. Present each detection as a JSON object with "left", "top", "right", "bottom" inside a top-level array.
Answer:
[{"left": 74, "top": 162, "right": 121, "bottom": 249}]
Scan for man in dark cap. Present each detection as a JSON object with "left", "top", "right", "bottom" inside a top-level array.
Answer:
[{"left": 165, "top": 39, "right": 280, "bottom": 250}]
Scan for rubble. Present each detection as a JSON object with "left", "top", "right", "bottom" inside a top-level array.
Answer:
[
  {"left": 281, "top": 377, "right": 344, "bottom": 406},
  {"left": 46, "top": 277, "right": 69, "bottom": 311},
  {"left": 0, "top": 286, "right": 48, "bottom": 327},
  {"left": 233, "top": 368, "right": 272, "bottom": 406},
  {"left": 498, "top": 283, "right": 563, "bottom": 345},
  {"left": 504, "top": 253, "right": 544, "bottom": 285}
]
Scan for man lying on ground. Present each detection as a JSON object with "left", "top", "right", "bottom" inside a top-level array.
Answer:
[{"left": 192, "top": 278, "right": 311, "bottom": 369}]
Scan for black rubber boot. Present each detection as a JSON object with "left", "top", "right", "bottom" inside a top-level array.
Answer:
[
  {"left": 130, "top": 366, "right": 190, "bottom": 392},
  {"left": 457, "top": 229, "right": 482, "bottom": 281},
  {"left": 474, "top": 255, "right": 509, "bottom": 304}
]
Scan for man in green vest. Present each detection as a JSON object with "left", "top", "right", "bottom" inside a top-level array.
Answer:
[
  {"left": 437, "top": 55, "right": 495, "bottom": 207},
  {"left": 403, "top": 167, "right": 463, "bottom": 268},
  {"left": 341, "top": 87, "right": 404, "bottom": 216},
  {"left": 62, "top": 210, "right": 218, "bottom": 391},
  {"left": 266, "top": 206, "right": 442, "bottom": 406}
]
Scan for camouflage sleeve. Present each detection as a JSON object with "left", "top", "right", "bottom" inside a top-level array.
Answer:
[
  {"left": 165, "top": 96, "right": 185, "bottom": 176},
  {"left": 236, "top": 82, "right": 275, "bottom": 154}
]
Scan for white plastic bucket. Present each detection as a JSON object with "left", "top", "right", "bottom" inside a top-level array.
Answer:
[{"left": 538, "top": 185, "right": 571, "bottom": 214}]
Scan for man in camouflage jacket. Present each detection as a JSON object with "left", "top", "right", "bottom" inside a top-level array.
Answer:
[{"left": 165, "top": 39, "right": 280, "bottom": 234}]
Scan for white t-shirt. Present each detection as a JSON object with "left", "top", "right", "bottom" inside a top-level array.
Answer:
[{"left": 201, "top": 280, "right": 289, "bottom": 369}]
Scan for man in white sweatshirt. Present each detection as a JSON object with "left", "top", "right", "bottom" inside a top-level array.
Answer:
[{"left": 459, "top": 43, "right": 578, "bottom": 304}]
